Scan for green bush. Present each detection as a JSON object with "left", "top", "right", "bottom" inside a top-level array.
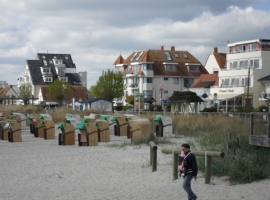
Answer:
[
  {"left": 258, "top": 105, "right": 268, "bottom": 112},
  {"left": 200, "top": 107, "right": 217, "bottom": 112},
  {"left": 114, "top": 105, "right": 123, "bottom": 111}
]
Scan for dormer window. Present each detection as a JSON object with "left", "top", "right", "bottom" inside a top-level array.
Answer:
[
  {"left": 188, "top": 66, "right": 199, "bottom": 72},
  {"left": 40, "top": 67, "right": 52, "bottom": 77},
  {"left": 183, "top": 54, "right": 188, "bottom": 59},
  {"left": 43, "top": 60, "right": 47, "bottom": 66},
  {"left": 49, "top": 60, "right": 52, "bottom": 64},
  {"left": 65, "top": 56, "right": 68, "bottom": 59},
  {"left": 59, "top": 77, "right": 68, "bottom": 82},
  {"left": 44, "top": 77, "right": 52, "bottom": 82},
  {"left": 42, "top": 56, "right": 46, "bottom": 59}
]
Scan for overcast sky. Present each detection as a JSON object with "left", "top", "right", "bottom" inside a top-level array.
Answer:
[{"left": 1, "top": 0, "right": 270, "bottom": 87}]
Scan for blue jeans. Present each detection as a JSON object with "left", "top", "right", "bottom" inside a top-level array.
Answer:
[{"left": 182, "top": 174, "right": 197, "bottom": 200}]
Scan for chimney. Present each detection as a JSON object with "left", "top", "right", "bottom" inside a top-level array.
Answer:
[
  {"left": 213, "top": 47, "right": 218, "bottom": 53},
  {"left": 170, "top": 46, "right": 175, "bottom": 51},
  {"left": 158, "top": 45, "right": 164, "bottom": 50}
]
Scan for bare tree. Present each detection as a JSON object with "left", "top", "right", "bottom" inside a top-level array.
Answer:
[{"left": 18, "top": 83, "right": 32, "bottom": 105}]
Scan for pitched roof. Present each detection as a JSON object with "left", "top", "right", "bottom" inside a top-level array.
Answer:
[
  {"left": 27, "top": 53, "right": 81, "bottom": 86},
  {"left": 213, "top": 53, "right": 226, "bottom": 69},
  {"left": 190, "top": 74, "right": 219, "bottom": 88},
  {"left": 169, "top": 91, "right": 204, "bottom": 103},
  {"left": 41, "top": 86, "right": 87, "bottom": 104},
  {"left": 119, "top": 48, "right": 208, "bottom": 76},
  {"left": 0, "top": 87, "right": 9, "bottom": 96},
  {"left": 258, "top": 75, "right": 270, "bottom": 82},
  {"left": 113, "top": 55, "right": 125, "bottom": 65}
]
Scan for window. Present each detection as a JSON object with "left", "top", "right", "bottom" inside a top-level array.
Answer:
[
  {"left": 133, "top": 65, "right": 138, "bottom": 74},
  {"left": 143, "top": 64, "right": 153, "bottom": 70},
  {"left": 229, "top": 61, "right": 238, "bottom": 70},
  {"left": 231, "top": 78, "right": 240, "bottom": 87},
  {"left": 42, "top": 56, "right": 46, "bottom": 59},
  {"left": 189, "top": 66, "right": 199, "bottom": 72},
  {"left": 49, "top": 60, "right": 52, "bottom": 64},
  {"left": 130, "top": 52, "right": 138, "bottom": 61},
  {"left": 166, "top": 65, "right": 177, "bottom": 71},
  {"left": 249, "top": 43, "right": 257, "bottom": 51},
  {"left": 65, "top": 56, "right": 68, "bottom": 59},
  {"left": 143, "top": 90, "right": 153, "bottom": 98},
  {"left": 221, "top": 79, "right": 229, "bottom": 88},
  {"left": 59, "top": 77, "right": 68, "bottom": 82},
  {"left": 183, "top": 54, "right": 188, "bottom": 59},
  {"left": 241, "top": 77, "right": 250, "bottom": 86},
  {"left": 239, "top": 60, "right": 248, "bottom": 69},
  {"left": 173, "top": 78, "right": 179, "bottom": 84},
  {"left": 184, "top": 78, "right": 194, "bottom": 88},
  {"left": 164, "top": 90, "right": 168, "bottom": 95},
  {"left": 164, "top": 77, "right": 169, "bottom": 81},
  {"left": 136, "top": 51, "right": 144, "bottom": 60},
  {"left": 164, "top": 52, "right": 172, "bottom": 61},
  {"left": 143, "top": 77, "right": 153, "bottom": 84},
  {"left": 117, "top": 66, "right": 123, "bottom": 73},
  {"left": 43, "top": 68, "right": 50, "bottom": 73},
  {"left": 250, "top": 59, "right": 259, "bottom": 69},
  {"left": 174, "top": 53, "right": 179, "bottom": 58},
  {"left": 43, "top": 60, "right": 47, "bottom": 66},
  {"left": 45, "top": 78, "right": 52, "bottom": 82}
]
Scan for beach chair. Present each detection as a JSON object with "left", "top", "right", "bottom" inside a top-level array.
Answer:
[
  {"left": 129, "top": 118, "right": 151, "bottom": 142},
  {"left": 43, "top": 120, "right": 55, "bottom": 140},
  {"left": 8, "top": 120, "right": 22, "bottom": 142},
  {"left": 57, "top": 122, "right": 75, "bottom": 146}
]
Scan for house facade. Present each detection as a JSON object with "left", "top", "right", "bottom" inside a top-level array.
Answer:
[
  {"left": 17, "top": 53, "right": 88, "bottom": 104},
  {"left": 210, "top": 39, "right": 270, "bottom": 111},
  {"left": 204, "top": 47, "right": 226, "bottom": 74},
  {"left": 113, "top": 45, "right": 208, "bottom": 108}
]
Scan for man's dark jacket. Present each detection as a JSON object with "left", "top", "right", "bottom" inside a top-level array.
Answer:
[{"left": 183, "top": 151, "right": 198, "bottom": 177}]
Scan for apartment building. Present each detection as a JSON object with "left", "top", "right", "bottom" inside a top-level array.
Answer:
[
  {"left": 17, "top": 53, "right": 88, "bottom": 104},
  {"left": 210, "top": 39, "right": 270, "bottom": 111},
  {"left": 113, "top": 45, "right": 208, "bottom": 108}
]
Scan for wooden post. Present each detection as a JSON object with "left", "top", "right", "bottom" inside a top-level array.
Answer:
[
  {"left": 205, "top": 154, "right": 211, "bottom": 184},
  {"left": 149, "top": 141, "right": 158, "bottom": 172},
  {"left": 161, "top": 148, "right": 225, "bottom": 184},
  {"left": 173, "top": 151, "right": 178, "bottom": 180},
  {"left": 268, "top": 114, "right": 270, "bottom": 138},
  {"left": 250, "top": 114, "right": 254, "bottom": 135}
]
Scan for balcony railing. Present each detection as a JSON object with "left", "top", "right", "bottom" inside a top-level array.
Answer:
[
  {"left": 211, "top": 84, "right": 250, "bottom": 88},
  {"left": 42, "top": 71, "right": 52, "bottom": 76},
  {"left": 228, "top": 48, "right": 270, "bottom": 54},
  {"left": 126, "top": 84, "right": 138, "bottom": 88},
  {"left": 221, "top": 67, "right": 259, "bottom": 71}
]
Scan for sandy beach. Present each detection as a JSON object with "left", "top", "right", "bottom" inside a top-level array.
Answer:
[{"left": 1, "top": 128, "right": 270, "bottom": 200}]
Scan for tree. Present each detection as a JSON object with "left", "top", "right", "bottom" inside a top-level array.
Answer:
[
  {"left": 90, "top": 69, "right": 125, "bottom": 101},
  {"left": 125, "top": 94, "right": 134, "bottom": 105},
  {"left": 49, "top": 79, "right": 72, "bottom": 106},
  {"left": 18, "top": 83, "right": 32, "bottom": 105}
]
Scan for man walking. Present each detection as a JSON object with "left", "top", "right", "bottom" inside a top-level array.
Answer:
[{"left": 179, "top": 143, "right": 198, "bottom": 200}]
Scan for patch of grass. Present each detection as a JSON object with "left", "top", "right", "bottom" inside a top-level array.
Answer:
[
  {"left": 131, "top": 133, "right": 174, "bottom": 146},
  {"left": 107, "top": 142, "right": 130, "bottom": 149}
]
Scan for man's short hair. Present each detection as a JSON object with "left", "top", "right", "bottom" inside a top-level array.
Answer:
[{"left": 181, "top": 143, "right": 190, "bottom": 149}]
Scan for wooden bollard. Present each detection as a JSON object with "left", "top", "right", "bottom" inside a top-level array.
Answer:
[
  {"left": 149, "top": 141, "right": 158, "bottom": 172},
  {"left": 161, "top": 148, "right": 225, "bottom": 184}
]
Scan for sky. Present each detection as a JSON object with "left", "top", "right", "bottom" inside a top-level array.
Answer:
[{"left": 1, "top": 0, "right": 270, "bottom": 87}]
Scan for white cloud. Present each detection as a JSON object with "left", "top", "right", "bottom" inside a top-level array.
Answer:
[{"left": 0, "top": 1, "right": 270, "bottom": 87}]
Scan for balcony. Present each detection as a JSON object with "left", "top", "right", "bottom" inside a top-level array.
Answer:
[
  {"left": 125, "top": 69, "right": 137, "bottom": 77},
  {"left": 228, "top": 48, "right": 270, "bottom": 54},
  {"left": 41, "top": 71, "right": 52, "bottom": 77},
  {"left": 126, "top": 84, "right": 139, "bottom": 90}
]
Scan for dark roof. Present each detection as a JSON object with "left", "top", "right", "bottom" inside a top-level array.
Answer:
[
  {"left": 80, "top": 98, "right": 113, "bottom": 104},
  {"left": 27, "top": 53, "right": 81, "bottom": 86},
  {"left": 258, "top": 75, "right": 270, "bottom": 82},
  {"left": 169, "top": 91, "right": 204, "bottom": 103}
]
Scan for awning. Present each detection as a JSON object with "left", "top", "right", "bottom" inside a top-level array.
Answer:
[{"left": 207, "top": 93, "right": 243, "bottom": 101}]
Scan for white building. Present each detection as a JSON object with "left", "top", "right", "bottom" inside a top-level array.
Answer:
[
  {"left": 204, "top": 47, "right": 226, "bottom": 74},
  {"left": 209, "top": 39, "right": 270, "bottom": 111},
  {"left": 17, "top": 53, "right": 87, "bottom": 104},
  {"left": 113, "top": 45, "right": 208, "bottom": 109}
]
